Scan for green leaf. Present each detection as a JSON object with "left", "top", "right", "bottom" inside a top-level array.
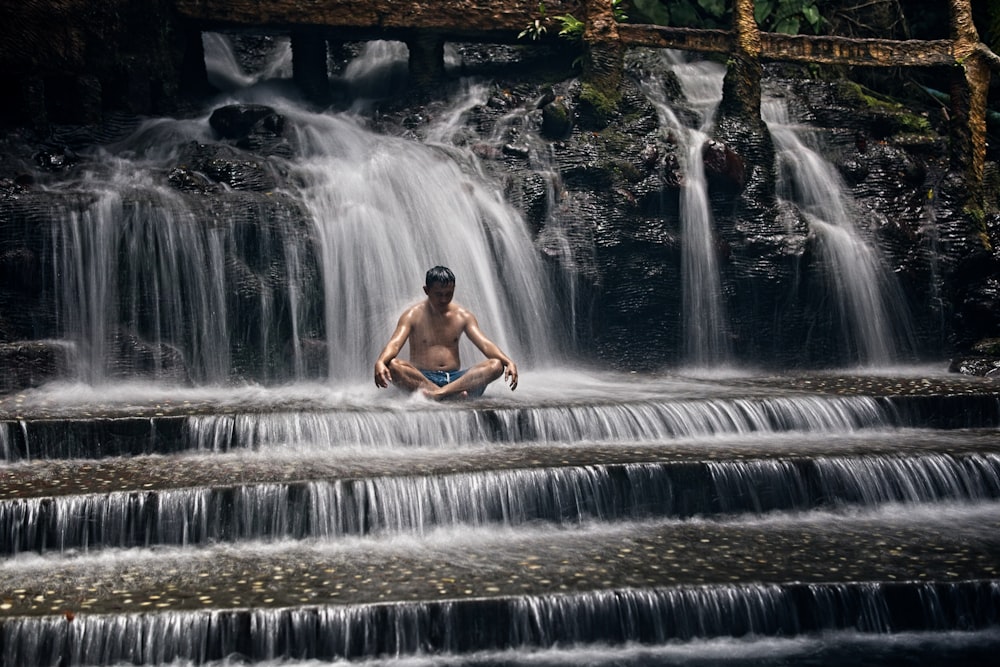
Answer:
[
  {"left": 754, "top": 0, "right": 775, "bottom": 25},
  {"left": 774, "top": 16, "right": 801, "bottom": 35},
  {"left": 671, "top": 3, "right": 699, "bottom": 27},
  {"left": 802, "top": 4, "right": 821, "bottom": 30},
  {"left": 701, "top": 0, "right": 727, "bottom": 19},
  {"left": 632, "top": 0, "right": 671, "bottom": 26}
]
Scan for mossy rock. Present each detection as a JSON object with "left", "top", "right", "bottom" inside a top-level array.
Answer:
[
  {"left": 972, "top": 338, "right": 1000, "bottom": 356},
  {"left": 837, "top": 81, "right": 932, "bottom": 138},
  {"left": 577, "top": 82, "right": 622, "bottom": 130}
]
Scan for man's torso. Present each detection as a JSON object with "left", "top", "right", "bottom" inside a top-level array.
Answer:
[{"left": 408, "top": 302, "right": 468, "bottom": 370}]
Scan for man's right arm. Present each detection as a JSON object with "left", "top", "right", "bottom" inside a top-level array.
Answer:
[{"left": 374, "top": 312, "right": 412, "bottom": 388}]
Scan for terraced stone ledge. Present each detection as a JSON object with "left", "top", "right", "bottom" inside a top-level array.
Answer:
[{"left": 2, "top": 512, "right": 999, "bottom": 619}]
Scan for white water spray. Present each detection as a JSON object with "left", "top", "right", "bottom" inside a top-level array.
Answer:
[
  {"left": 644, "top": 52, "right": 732, "bottom": 367},
  {"left": 45, "top": 37, "right": 559, "bottom": 386},
  {"left": 763, "top": 98, "right": 915, "bottom": 366}
]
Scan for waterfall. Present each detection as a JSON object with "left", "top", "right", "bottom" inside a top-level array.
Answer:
[
  {"left": 2, "top": 582, "right": 997, "bottom": 664},
  {"left": 42, "top": 38, "right": 558, "bottom": 386},
  {"left": 5, "top": 453, "right": 997, "bottom": 554},
  {"left": 284, "top": 107, "right": 557, "bottom": 380},
  {"left": 640, "top": 51, "right": 917, "bottom": 369},
  {"left": 645, "top": 52, "right": 732, "bottom": 367},
  {"left": 203, "top": 33, "right": 292, "bottom": 92},
  {"left": 763, "top": 98, "right": 915, "bottom": 367}
]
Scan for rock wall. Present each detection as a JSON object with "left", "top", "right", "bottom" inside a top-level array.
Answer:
[{"left": 0, "top": 0, "right": 189, "bottom": 127}]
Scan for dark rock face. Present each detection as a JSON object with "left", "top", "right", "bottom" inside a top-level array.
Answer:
[
  {"left": 0, "top": 0, "right": 188, "bottom": 127},
  {"left": 209, "top": 105, "right": 286, "bottom": 142},
  {"left": 0, "top": 342, "right": 73, "bottom": 393}
]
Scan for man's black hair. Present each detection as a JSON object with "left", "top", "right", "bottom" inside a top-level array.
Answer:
[{"left": 425, "top": 265, "right": 455, "bottom": 286}]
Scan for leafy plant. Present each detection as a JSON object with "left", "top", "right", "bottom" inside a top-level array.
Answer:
[
  {"left": 553, "top": 12, "right": 585, "bottom": 39},
  {"left": 631, "top": 0, "right": 824, "bottom": 34},
  {"left": 519, "top": 0, "right": 629, "bottom": 43},
  {"left": 612, "top": 0, "right": 628, "bottom": 23},
  {"left": 754, "top": 0, "right": 823, "bottom": 35},
  {"left": 518, "top": 2, "right": 548, "bottom": 40}
]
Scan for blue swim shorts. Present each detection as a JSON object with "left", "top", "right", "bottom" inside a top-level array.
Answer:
[{"left": 420, "top": 368, "right": 487, "bottom": 398}]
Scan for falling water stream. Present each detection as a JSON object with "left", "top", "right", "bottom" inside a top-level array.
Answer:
[
  {"left": 644, "top": 53, "right": 732, "bottom": 367},
  {"left": 46, "top": 38, "right": 559, "bottom": 386},
  {"left": 763, "top": 97, "right": 916, "bottom": 367}
]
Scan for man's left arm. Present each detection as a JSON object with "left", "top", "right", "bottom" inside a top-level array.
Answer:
[{"left": 465, "top": 314, "right": 518, "bottom": 390}]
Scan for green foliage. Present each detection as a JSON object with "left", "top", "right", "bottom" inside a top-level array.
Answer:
[
  {"left": 518, "top": 2, "right": 548, "bottom": 40},
  {"left": 755, "top": 0, "right": 823, "bottom": 34},
  {"left": 611, "top": 0, "right": 628, "bottom": 23},
  {"left": 632, "top": 0, "right": 823, "bottom": 34},
  {"left": 988, "top": 2, "right": 1000, "bottom": 54},
  {"left": 632, "top": 0, "right": 727, "bottom": 29},
  {"left": 519, "top": 1, "right": 628, "bottom": 43},
  {"left": 552, "top": 12, "right": 585, "bottom": 39},
  {"left": 580, "top": 81, "right": 621, "bottom": 126}
]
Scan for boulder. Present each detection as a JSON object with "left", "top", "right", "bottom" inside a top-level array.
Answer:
[
  {"left": 209, "top": 104, "right": 285, "bottom": 140},
  {"left": 0, "top": 341, "right": 73, "bottom": 393}
]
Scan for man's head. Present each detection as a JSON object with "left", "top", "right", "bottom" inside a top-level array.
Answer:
[
  {"left": 425, "top": 265, "right": 455, "bottom": 288},
  {"left": 424, "top": 266, "right": 456, "bottom": 311}
]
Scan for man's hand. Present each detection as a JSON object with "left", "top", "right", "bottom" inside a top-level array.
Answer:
[
  {"left": 374, "top": 360, "right": 392, "bottom": 388},
  {"left": 504, "top": 361, "right": 518, "bottom": 391}
]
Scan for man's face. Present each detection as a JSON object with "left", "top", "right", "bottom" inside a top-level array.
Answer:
[{"left": 424, "top": 282, "right": 455, "bottom": 312}]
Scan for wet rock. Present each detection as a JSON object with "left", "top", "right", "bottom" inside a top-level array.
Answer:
[
  {"left": 948, "top": 356, "right": 1000, "bottom": 377},
  {"left": 167, "top": 167, "right": 218, "bottom": 193},
  {"left": 838, "top": 156, "right": 869, "bottom": 185},
  {"left": 973, "top": 338, "right": 1000, "bottom": 356},
  {"left": 33, "top": 147, "right": 77, "bottom": 172},
  {"left": 209, "top": 104, "right": 286, "bottom": 141},
  {"left": 110, "top": 332, "right": 190, "bottom": 383},
  {"left": 172, "top": 142, "right": 279, "bottom": 192},
  {"left": 202, "top": 157, "right": 277, "bottom": 191},
  {"left": 0, "top": 177, "right": 30, "bottom": 201},
  {"left": 502, "top": 143, "right": 530, "bottom": 159},
  {"left": 0, "top": 341, "right": 73, "bottom": 393},
  {"left": 702, "top": 139, "right": 746, "bottom": 191},
  {"left": 540, "top": 96, "right": 573, "bottom": 140}
]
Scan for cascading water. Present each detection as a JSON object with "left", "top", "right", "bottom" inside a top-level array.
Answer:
[
  {"left": 284, "top": 105, "right": 558, "bottom": 380},
  {"left": 47, "top": 36, "right": 559, "bottom": 385},
  {"left": 644, "top": 52, "right": 732, "bottom": 367},
  {"left": 763, "top": 97, "right": 916, "bottom": 367},
  {"left": 644, "top": 51, "right": 917, "bottom": 369}
]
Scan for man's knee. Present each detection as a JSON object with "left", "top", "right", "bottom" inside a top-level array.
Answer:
[
  {"left": 484, "top": 358, "right": 504, "bottom": 380},
  {"left": 388, "top": 358, "right": 415, "bottom": 381}
]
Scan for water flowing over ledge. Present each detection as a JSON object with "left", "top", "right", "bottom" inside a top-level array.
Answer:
[
  {"left": 2, "top": 581, "right": 998, "bottom": 665},
  {"left": 2, "top": 453, "right": 999, "bottom": 555}
]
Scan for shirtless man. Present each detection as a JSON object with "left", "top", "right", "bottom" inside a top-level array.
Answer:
[{"left": 374, "top": 266, "right": 518, "bottom": 400}]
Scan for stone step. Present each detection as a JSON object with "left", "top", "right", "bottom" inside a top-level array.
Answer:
[
  {"left": 1, "top": 506, "right": 998, "bottom": 662},
  {"left": 2, "top": 387, "right": 999, "bottom": 462},
  {"left": 2, "top": 435, "right": 1000, "bottom": 554}
]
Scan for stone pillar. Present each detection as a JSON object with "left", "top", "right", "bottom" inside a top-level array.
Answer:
[
  {"left": 179, "top": 28, "right": 211, "bottom": 96},
  {"left": 712, "top": 0, "right": 776, "bottom": 234},
  {"left": 717, "top": 0, "right": 762, "bottom": 127},
  {"left": 948, "top": 0, "right": 988, "bottom": 200},
  {"left": 579, "top": 0, "right": 623, "bottom": 128},
  {"left": 406, "top": 34, "right": 446, "bottom": 90},
  {"left": 292, "top": 30, "right": 330, "bottom": 105}
]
